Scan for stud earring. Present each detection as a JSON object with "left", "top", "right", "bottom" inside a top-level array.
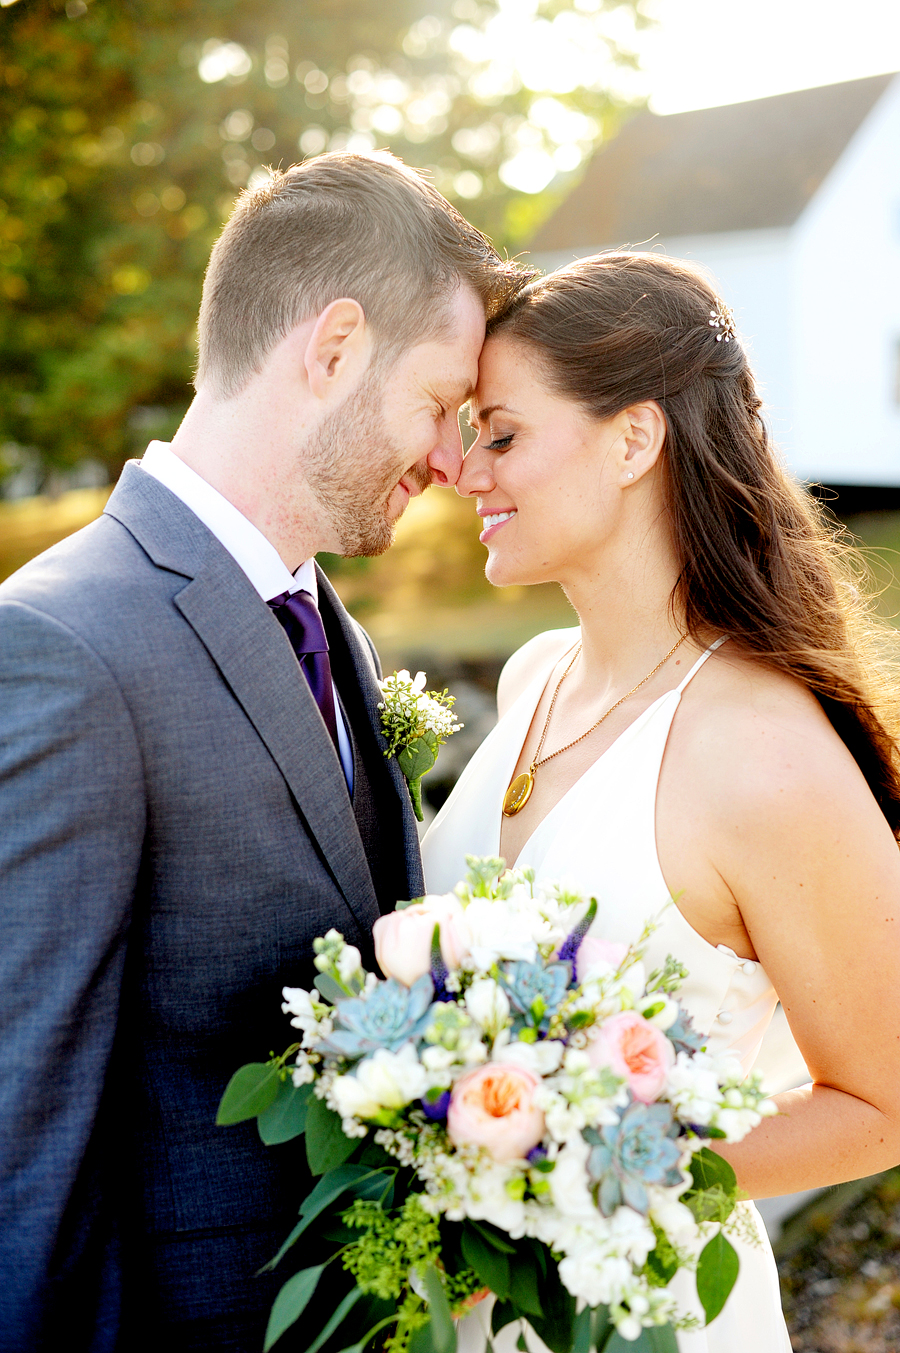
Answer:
[{"left": 626, "top": 472, "right": 634, "bottom": 480}]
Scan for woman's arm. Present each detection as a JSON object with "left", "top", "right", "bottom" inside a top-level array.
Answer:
[{"left": 694, "top": 687, "right": 900, "bottom": 1197}]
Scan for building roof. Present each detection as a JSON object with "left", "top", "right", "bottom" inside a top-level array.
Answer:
[{"left": 531, "top": 72, "right": 897, "bottom": 252}]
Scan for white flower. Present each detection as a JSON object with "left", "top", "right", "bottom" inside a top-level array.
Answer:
[
  {"left": 496, "top": 1034, "right": 565, "bottom": 1077},
  {"left": 648, "top": 1196, "right": 700, "bottom": 1246},
  {"left": 291, "top": 1052, "right": 316, "bottom": 1086},
  {"left": 337, "top": 944, "right": 363, "bottom": 985},
  {"left": 459, "top": 1160, "right": 528, "bottom": 1238},
  {"left": 330, "top": 1044, "right": 429, "bottom": 1120},
  {"left": 558, "top": 1249, "right": 632, "bottom": 1308},
  {"left": 464, "top": 978, "right": 511, "bottom": 1039},
  {"left": 461, "top": 897, "right": 540, "bottom": 969}
]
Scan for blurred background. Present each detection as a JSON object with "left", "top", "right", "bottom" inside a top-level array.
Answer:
[{"left": 2, "top": 3, "right": 900, "bottom": 1339}]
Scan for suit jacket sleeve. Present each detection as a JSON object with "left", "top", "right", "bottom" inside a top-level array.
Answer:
[{"left": 0, "top": 600, "right": 145, "bottom": 1343}]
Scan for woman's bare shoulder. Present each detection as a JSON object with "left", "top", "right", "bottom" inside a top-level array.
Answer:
[{"left": 496, "top": 627, "right": 580, "bottom": 718}]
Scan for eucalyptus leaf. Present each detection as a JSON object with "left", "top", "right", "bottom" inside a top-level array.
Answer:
[
  {"left": 314, "top": 972, "right": 347, "bottom": 1003},
  {"left": 688, "top": 1147, "right": 737, "bottom": 1194},
  {"left": 461, "top": 1223, "right": 511, "bottom": 1301},
  {"left": 604, "top": 1326, "right": 677, "bottom": 1353},
  {"left": 217, "top": 1061, "right": 281, "bottom": 1125},
  {"left": 509, "top": 1257, "right": 542, "bottom": 1319},
  {"left": 468, "top": 1220, "right": 518, "bottom": 1255},
  {"left": 422, "top": 1265, "right": 457, "bottom": 1353},
  {"left": 398, "top": 739, "right": 438, "bottom": 781},
  {"left": 263, "top": 1265, "right": 325, "bottom": 1352},
  {"left": 258, "top": 1079, "right": 313, "bottom": 1145},
  {"left": 306, "top": 1092, "right": 357, "bottom": 1175},
  {"left": 696, "top": 1232, "right": 739, "bottom": 1325},
  {"left": 301, "top": 1287, "right": 363, "bottom": 1353}
]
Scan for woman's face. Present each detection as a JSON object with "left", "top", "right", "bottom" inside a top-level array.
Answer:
[{"left": 458, "top": 334, "right": 627, "bottom": 590}]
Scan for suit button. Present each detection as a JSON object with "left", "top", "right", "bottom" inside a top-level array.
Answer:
[{"left": 717, "top": 1010, "right": 733, "bottom": 1025}]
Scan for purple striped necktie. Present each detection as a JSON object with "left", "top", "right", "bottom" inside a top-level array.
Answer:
[{"left": 267, "top": 588, "right": 340, "bottom": 752}]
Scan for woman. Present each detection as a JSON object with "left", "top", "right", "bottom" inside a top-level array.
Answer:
[{"left": 421, "top": 252, "right": 900, "bottom": 1350}]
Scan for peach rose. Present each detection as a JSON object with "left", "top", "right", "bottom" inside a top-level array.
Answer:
[
  {"left": 447, "top": 1063, "right": 545, "bottom": 1162},
  {"left": 373, "top": 896, "right": 469, "bottom": 987},
  {"left": 576, "top": 936, "right": 628, "bottom": 983},
  {"left": 587, "top": 1011, "right": 674, "bottom": 1103}
]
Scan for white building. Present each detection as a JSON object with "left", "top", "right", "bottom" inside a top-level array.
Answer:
[{"left": 530, "top": 73, "right": 900, "bottom": 496}]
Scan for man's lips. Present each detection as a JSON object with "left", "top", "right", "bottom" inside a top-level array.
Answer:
[{"left": 478, "top": 509, "right": 517, "bottom": 543}]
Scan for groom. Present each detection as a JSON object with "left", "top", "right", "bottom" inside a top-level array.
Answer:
[{"left": 0, "top": 153, "right": 524, "bottom": 1351}]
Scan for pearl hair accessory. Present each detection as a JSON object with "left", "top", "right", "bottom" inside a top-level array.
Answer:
[{"left": 709, "top": 302, "right": 737, "bottom": 342}]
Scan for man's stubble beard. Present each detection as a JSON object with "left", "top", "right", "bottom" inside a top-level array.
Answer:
[{"left": 303, "top": 369, "right": 431, "bottom": 558}]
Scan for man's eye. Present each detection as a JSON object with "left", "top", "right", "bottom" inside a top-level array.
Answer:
[{"left": 485, "top": 435, "right": 514, "bottom": 450}]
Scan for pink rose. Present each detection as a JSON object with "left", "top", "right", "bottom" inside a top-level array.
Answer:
[
  {"left": 587, "top": 1011, "right": 674, "bottom": 1103},
  {"left": 447, "top": 1063, "right": 545, "bottom": 1162},
  {"left": 576, "top": 936, "right": 628, "bottom": 983},
  {"left": 373, "top": 896, "right": 468, "bottom": 987}
]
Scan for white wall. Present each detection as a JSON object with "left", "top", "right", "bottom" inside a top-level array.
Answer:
[{"left": 790, "top": 75, "right": 900, "bottom": 484}]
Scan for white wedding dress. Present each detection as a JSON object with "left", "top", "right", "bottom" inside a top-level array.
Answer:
[{"left": 421, "top": 633, "right": 792, "bottom": 1352}]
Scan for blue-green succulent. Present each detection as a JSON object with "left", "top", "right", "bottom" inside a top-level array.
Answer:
[
  {"left": 585, "top": 1100, "right": 683, "bottom": 1216},
  {"left": 500, "top": 959, "right": 570, "bottom": 1032},
  {"left": 319, "top": 975, "right": 437, "bottom": 1059}
]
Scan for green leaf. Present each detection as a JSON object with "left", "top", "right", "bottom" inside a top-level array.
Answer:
[
  {"left": 604, "top": 1326, "right": 677, "bottom": 1353},
  {"left": 591, "top": 1306, "right": 613, "bottom": 1351},
  {"left": 398, "top": 738, "right": 438, "bottom": 781},
  {"left": 688, "top": 1147, "right": 737, "bottom": 1194},
  {"left": 216, "top": 1061, "right": 281, "bottom": 1125},
  {"left": 423, "top": 1265, "right": 457, "bottom": 1353},
  {"left": 306, "top": 1092, "right": 357, "bottom": 1175},
  {"left": 262, "top": 1165, "right": 392, "bottom": 1271},
  {"left": 527, "top": 1250, "right": 575, "bottom": 1353},
  {"left": 300, "top": 1286, "right": 364, "bottom": 1353},
  {"left": 461, "top": 1223, "right": 511, "bottom": 1301},
  {"left": 491, "top": 1300, "right": 518, "bottom": 1336},
  {"left": 573, "top": 1307, "right": 592, "bottom": 1353},
  {"left": 258, "top": 1079, "right": 313, "bottom": 1145},
  {"left": 314, "top": 972, "right": 346, "bottom": 1003},
  {"left": 263, "top": 1265, "right": 325, "bottom": 1352},
  {"left": 509, "top": 1255, "right": 543, "bottom": 1319},
  {"left": 468, "top": 1220, "right": 518, "bottom": 1255},
  {"left": 696, "top": 1233, "right": 739, "bottom": 1325}
]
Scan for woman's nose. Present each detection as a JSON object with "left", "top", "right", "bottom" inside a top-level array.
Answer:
[{"left": 456, "top": 443, "right": 495, "bottom": 497}]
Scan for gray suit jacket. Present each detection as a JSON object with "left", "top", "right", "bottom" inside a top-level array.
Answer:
[{"left": 0, "top": 463, "right": 424, "bottom": 1350}]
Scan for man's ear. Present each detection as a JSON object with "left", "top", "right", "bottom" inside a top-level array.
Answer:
[
  {"left": 619, "top": 400, "right": 666, "bottom": 486},
  {"left": 303, "top": 298, "right": 372, "bottom": 401}
]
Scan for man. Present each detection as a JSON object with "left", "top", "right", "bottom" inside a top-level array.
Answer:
[{"left": 0, "top": 152, "right": 526, "bottom": 1351}]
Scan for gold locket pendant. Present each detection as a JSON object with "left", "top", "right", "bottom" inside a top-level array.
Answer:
[{"left": 502, "top": 770, "right": 534, "bottom": 817}]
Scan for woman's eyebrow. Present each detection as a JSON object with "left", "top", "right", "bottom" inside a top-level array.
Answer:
[{"left": 471, "top": 402, "right": 519, "bottom": 426}]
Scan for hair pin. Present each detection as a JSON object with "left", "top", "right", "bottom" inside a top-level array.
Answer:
[{"left": 708, "top": 303, "right": 736, "bottom": 343}]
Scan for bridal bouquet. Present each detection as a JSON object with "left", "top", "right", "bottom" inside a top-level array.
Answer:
[{"left": 218, "top": 858, "right": 774, "bottom": 1353}]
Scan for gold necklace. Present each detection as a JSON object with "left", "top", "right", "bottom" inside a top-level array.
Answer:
[{"left": 502, "top": 634, "right": 688, "bottom": 817}]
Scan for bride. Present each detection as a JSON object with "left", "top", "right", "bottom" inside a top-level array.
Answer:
[{"left": 421, "top": 252, "right": 900, "bottom": 1350}]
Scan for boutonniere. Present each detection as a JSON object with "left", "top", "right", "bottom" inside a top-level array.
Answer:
[{"left": 377, "top": 669, "right": 463, "bottom": 821}]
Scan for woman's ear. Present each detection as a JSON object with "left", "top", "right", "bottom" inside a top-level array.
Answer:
[
  {"left": 302, "top": 298, "right": 373, "bottom": 401},
  {"left": 619, "top": 400, "right": 666, "bottom": 486}
]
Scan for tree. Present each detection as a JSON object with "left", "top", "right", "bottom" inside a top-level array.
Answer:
[{"left": 0, "top": 0, "right": 648, "bottom": 482}]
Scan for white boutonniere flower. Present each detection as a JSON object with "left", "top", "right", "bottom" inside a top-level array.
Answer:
[{"left": 378, "top": 669, "right": 462, "bottom": 820}]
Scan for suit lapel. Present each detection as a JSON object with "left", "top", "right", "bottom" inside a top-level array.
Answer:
[
  {"left": 317, "top": 568, "right": 426, "bottom": 900},
  {"left": 104, "top": 464, "right": 382, "bottom": 934}
]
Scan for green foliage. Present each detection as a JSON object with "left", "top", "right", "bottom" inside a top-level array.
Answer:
[
  {"left": 695, "top": 1232, "right": 740, "bottom": 1326},
  {"left": 305, "top": 1091, "right": 358, "bottom": 1175},
  {"left": 1, "top": 0, "right": 645, "bottom": 481},
  {"left": 605, "top": 1327, "right": 677, "bottom": 1353},
  {"left": 682, "top": 1147, "right": 739, "bottom": 1225},
  {"left": 643, "top": 1222, "right": 679, "bottom": 1289},
  {"left": 264, "top": 1264, "right": 326, "bottom": 1352},
  {"left": 216, "top": 1060, "right": 281, "bottom": 1125},
  {"left": 258, "top": 1078, "right": 313, "bottom": 1145}
]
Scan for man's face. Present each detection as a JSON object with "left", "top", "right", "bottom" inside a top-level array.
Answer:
[{"left": 304, "top": 285, "right": 485, "bottom": 557}]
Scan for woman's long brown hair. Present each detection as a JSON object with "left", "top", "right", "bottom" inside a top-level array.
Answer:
[{"left": 489, "top": 251, "right": 900, "bottom": 834}]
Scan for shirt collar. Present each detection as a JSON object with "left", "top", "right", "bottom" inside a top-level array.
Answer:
[{"left": 140, "top": 441, "right": 318, "bottom": 604}]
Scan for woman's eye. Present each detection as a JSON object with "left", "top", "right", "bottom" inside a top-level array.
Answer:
[{"left": 485, "top": 434, "right": 514, "bottom": 450}]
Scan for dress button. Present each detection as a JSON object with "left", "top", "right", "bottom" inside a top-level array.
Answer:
[
  {"left": 742, "top": 961, "right": 758, "bottom": 976},
  {"left": 717, "top": 1010, "right": 733, "bottom": 1025}
]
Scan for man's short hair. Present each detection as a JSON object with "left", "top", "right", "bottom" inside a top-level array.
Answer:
[{"left": 195, "top": 152, "right": 530, "bottom": 397}]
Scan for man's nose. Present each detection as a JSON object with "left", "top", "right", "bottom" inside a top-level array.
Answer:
[
  {"left": 426, "top": 418, "right": 464, "bottom": 487},
  {"left": 456, "top": 442, "right": 494, "bottom": 497}
]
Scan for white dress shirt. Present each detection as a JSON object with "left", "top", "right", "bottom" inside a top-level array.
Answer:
[{"left": 140, "top": 441, "right": 354, "bottom": 789}]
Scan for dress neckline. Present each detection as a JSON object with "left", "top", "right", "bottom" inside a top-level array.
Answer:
[{"left": 503, "top": 637, "right": 726, "bottom": 866}]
